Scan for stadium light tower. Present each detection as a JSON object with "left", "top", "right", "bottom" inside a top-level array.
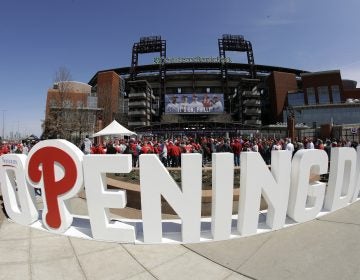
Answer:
[
  {"left": 130, "top": 36, "right": 167, "bottom": 113},
  {"left": 218, "top": 34, "right": 256, "bottom": 80},
  {"left": 130, "top": 36, "right": 166, "bottom": 81}
]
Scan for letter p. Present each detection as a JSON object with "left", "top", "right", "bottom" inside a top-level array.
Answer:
[{"left": 26, "top": 140, "right": 84, "bottom": 233}]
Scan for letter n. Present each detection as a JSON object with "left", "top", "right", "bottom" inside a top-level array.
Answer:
[
  {"left": 140, "top": 154, "right": 202, "bottom": 243},
  {"left": 238, "top": 151, "right": 291, "bottom": 235},
  {"left": 352, "top": 146, "right": 360, "bottom": 202}
]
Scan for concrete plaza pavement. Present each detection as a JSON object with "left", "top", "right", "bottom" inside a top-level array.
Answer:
[{"left": 1, "top": 196, "right": 360, "bottom": 280}]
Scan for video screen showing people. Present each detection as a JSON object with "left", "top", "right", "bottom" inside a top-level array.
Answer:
[{"left": 165, "top": 93, "right": 224, "bottom": 114}]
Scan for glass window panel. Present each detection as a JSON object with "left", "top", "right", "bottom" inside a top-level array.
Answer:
[
  {"left": 318, "top": 86, "right": 330, "bottom": 104},
  {"left": 293, "top": 106, "right": 360, "bottom": 125},
  {"left": 307, "top": 88, "right": 316, "bottom": 105},
  {"left": 288, "top": 92, "right": 304, "bottom": 106},
  {"left": 87, "top": 96, "right": 97, "bottom": 108},
  {"left": 331, "top": 85, "right": 341, "bottom": 103},
  {"left": 77, "top": 101, "right": 83, "bottom": 108}
]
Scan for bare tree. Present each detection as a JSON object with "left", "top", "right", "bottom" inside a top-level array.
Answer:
[
  {"left": 74, "top": 104, "right": 94, "bottom": 144},
  {"left": 43, "top": 67, "right": 100, "bottom": 143},
  {"left": 54, "top": 67, "right": 72, "bottom": 139},
  {"left": 43, "top": 67, "right": 73, "bottom": 139},
  {"left": 97, "top": 84, "right": 115, "bottom": 126}
]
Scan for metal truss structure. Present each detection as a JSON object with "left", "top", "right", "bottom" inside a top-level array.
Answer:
[
  {"left": 218, "top": 34, "right": 256, "bottom": 80},
  {"left": 130, "top": 36, "right": 166, "bottom": 111}
]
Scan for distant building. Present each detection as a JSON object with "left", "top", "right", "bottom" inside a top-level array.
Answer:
[
  {"left": 95, "top": 71, "right": 127, "bottom": 126},
  {"left": 268, "top": 70, "right": 360, "bottom": 126},
  {"left": 43, "top": 81, "right": 102, "bottom": 142}
]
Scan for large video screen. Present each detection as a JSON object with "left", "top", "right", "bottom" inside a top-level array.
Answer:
[{"left": 165, "top": 93, "right": 224, "bottom": 114}]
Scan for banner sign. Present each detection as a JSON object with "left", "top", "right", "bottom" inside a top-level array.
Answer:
[
  {"left": 0, "top": 140, "right": 359, "bottom": 244},
  {"left": 165, "top": 93, "right": 224, "bottom": 114},
  {"left": 154, "top": 57, "right": 231, "bottom": 64}
]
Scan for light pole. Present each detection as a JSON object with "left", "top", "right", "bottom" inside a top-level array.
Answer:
[{"left": 2, "top": 110, "right": 6, "bottom": 140}]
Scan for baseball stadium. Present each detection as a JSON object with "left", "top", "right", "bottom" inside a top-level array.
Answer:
[
  {"left": 88, "top": 35, "right": 308, "bottom": 135},
  {"left": 84, "top": 34, "right": 360, "bottom": 139}
]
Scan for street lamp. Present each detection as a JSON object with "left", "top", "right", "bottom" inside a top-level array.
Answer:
[{"left": 2, "top": 110, "right": 6, "bottom": 140}]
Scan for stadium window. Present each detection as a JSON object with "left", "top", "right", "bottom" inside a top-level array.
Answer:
[
  {"left": 206, "top": 87, "right": 210, "bottom": 93},
  {"left": 331, "top": 85, "right": 341, "bottom": 103},
  {"left": 87, "top": 96, "right": 97, "bottom": 108},
  {"left": 77, "top": 101, "right": 83, "bottom": 108},
  {"left": 177, "top": 88, "right": 182, "bottom": 94},
  {"left": 62, "top": 100, "right": 72, "bottom": 108},
  {"left": 288, "top": 92, "right": 304, "bottom": 106},
  {"left": 306, "top": 87, "right": 316, "bottom": 105},
  {"left": 318, "top": 86, "right": 330, "bottom": 104},
  {"left": 49, "top": 99, "right": 57, "bottom": 107}
]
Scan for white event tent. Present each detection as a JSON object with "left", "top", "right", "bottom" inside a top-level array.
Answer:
[{"left": 93, "top": 120, "right": 136, "bottom": 137}]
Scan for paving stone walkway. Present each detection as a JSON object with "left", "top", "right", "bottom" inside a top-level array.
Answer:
[{"left": 1, "top": 196, "right": 360, "bottom": 280}]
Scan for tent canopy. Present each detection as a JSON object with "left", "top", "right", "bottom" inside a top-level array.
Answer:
[{"left": 93, "top": 120, "right": 136, "bottom": 137}]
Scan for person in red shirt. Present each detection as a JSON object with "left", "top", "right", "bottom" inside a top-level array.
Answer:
[
  {"left": 1, "top": 144, "right": 9, "bottom": 155},
  {"left": 173, "top": 142, "right": 181, "bottom": 167},
  {"left": 128, "top": 140, "right": 139, "bottom": 167},
  {"left": 231, "top": 139, "right": 242, "bottom": 166},
  {"left": 191, "top": 142, "right": 201, "bottom": 153},
  {"left": 167, "top": 141, "right": 176, "bottom": 167},
  {"left": 147, "top": 142, "right": 155, "bottom": 153},
  {"left": 92, "top": 144, "right": 105, "bottom": 154},
  {"left": 184, "top": 142, "right": 193, "bottom": 153},
  {"left": 140, "top": 143, "right": 150, "bottom": 154},
  {"left": 167, "top": 141, "right": 181, "bottom": 167}
]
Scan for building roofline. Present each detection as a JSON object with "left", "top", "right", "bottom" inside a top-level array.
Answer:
[
  {"left": 300, "top": 70, "right": 340, "bottom": 77},
  {"left": 88, "top": 63, "right": 308, "bottom": 85}
]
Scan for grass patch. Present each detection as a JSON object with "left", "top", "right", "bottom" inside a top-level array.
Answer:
[{"left": 107, "top": 168, "right": 240, "bottom": 190}]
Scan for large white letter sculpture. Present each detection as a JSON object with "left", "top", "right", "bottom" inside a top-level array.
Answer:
[
  {"left": 26, "top": 140, "right": 84, "bottom": 233},
  {"left": 211, "top": 153, "right": 234, "bottom": 240},
  {"left": 2, "top": 139, "right": 360, "bottom": 244},
  {"left": 325, "top": 147, "right": 357, "bottom": 211},
  {"left": 238, "top": 151, "right": 291, "bottom": 235},
  {"left": 140, "top": 153, "right": 202, "bottom": 243},
  {"left": 0, "top": 154, "right": 38, "bottom": 225},
  {"left": 287, "top": 149, "right": 328, "bottom": 222},
  {"left": 83, "top": 155, "right": 135, "bottom": 242},
  {"left": 351, "top": 146, "right": 360, "bottom": 202}
]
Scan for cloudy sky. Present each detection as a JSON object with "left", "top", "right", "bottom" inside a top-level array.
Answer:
[{"left": 1, "top": 0, "right": 359, "bottom": 137}]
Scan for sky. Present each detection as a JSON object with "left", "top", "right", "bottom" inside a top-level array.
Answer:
[{"left": 1, "top": 0, "right": 360, "bottom": 138}]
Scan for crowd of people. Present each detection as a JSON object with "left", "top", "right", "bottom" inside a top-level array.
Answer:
[
  {"left": 1, "top": 135, "right": 358, "bottom": 168},
  {"left": 0, "top": 141, "right": 35, "bottom": 156},
  {"left": 79, "top": 135, "right": 360, "bottom": 168}
]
